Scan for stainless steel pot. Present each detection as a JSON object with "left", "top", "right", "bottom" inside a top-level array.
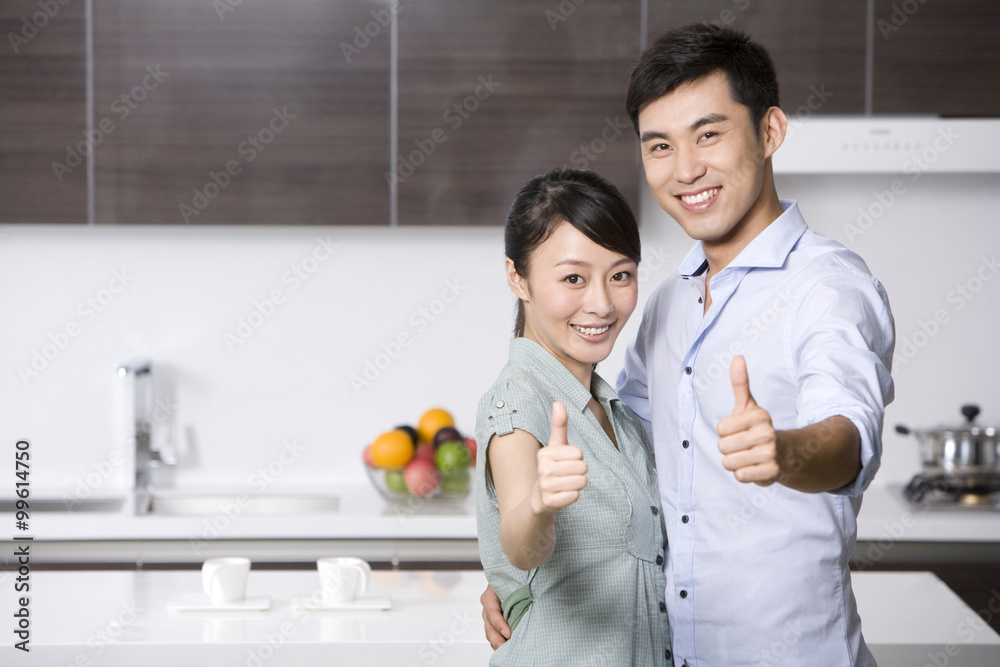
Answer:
[{"left": 896, "top": 405, "right": 1000, "bottom": 489}]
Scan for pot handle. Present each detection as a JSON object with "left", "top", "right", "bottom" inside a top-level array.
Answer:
[{"left": 961, "top": 404, "right": 980, "bottom": 423}]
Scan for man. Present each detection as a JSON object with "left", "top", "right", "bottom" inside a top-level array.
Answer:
[{"left": 482, "top": 23, "right": 895, "bottom": 666}]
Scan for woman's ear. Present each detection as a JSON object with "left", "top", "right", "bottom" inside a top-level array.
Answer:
[{"left": 506, "top": 257, "right": 530, "bottom": 301}]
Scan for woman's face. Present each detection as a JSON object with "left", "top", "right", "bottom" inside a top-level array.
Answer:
[{"left": 508, "top": 220, "right": 638, "bottom": 385}]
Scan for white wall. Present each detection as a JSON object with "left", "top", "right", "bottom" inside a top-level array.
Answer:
[{"left": 1, "top": 172, "right": 997, "bottom": 500}]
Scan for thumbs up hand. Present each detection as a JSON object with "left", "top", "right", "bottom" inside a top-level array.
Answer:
[
  {"left": 717, "top": 356, "right": 781, "bottom": 486},
  {"left": 532, "top": 402, "right": 588, "bottom": 513}
]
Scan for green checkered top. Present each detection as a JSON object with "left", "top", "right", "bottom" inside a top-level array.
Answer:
[{"left": 476, "top": 337, "right": 673, "bottom": 666}]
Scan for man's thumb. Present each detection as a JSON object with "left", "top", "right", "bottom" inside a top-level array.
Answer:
[
  {"left": 549, "top": 402, "right": 568, "bottom": 447},
  {"left": 730, "top": 355, "right": 757, "bottom": 412}
]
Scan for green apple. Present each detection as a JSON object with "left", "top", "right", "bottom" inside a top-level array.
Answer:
[
  {"left": 435, "top": 440, "right": 471, "bottom": 474},
  {"left": 385, "top": 468, "right": 408, "bottom": 494},
  {"left": 441, "top": 468, "right": 470, "bottom": 494}
]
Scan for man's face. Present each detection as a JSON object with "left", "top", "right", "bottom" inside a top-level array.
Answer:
[{"left": 638, "top": 71, "right": 776, "bottom": 251}]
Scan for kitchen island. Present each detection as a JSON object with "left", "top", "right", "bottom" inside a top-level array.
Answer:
[{"left": 2, "top": 569, "right": 998, "bottom": 666}]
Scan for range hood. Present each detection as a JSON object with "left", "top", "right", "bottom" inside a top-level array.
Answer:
[{"left": 772, "top": 117, "right": 1000, "bottom": 174}]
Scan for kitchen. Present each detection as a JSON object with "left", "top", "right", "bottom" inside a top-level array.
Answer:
[{"left": 2, "top": 0, "right": 1000, "bottom": 664}]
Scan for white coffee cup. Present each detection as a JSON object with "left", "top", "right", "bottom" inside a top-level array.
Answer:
[
  {"left": 202, "top": 557, "right": 250, "bottom": 605},
  {"left": 317, "top": 557, "right": 371, "bottom": 604}
]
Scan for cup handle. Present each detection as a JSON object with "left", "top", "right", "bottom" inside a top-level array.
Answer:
[{"left": 350, "top": 561, "right": 371, "bottom": 595}]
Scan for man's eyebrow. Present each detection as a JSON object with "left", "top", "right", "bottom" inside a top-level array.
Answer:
[
  {"left": 690, "top": 113, "right": 728, "bottom": 132},
  {"left": 640, "top": 114, "right": 729, "bottom": 143}
]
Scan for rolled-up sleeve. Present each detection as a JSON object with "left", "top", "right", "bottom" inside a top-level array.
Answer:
[{"left": 786, "top": 272, "right": 895, "bottom": 496}]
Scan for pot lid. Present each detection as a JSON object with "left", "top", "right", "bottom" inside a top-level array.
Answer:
[{"left": 896, "top": 404, "right": 997, "bottom": 437}]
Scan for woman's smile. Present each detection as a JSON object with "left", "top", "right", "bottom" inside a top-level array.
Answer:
[{"left": 570, "top": 321, "right": 615, "bottom": 342}]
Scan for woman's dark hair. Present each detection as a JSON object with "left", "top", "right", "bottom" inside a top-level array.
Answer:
[
  {"left": 626, "top": 23, "right": 779, "bottom": 136},
  {"left": 505, "top": 168, "right": 640, "bottom": 338}
]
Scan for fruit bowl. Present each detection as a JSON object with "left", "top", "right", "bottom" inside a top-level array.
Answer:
[
  {"left": 362, "top": 408, "right": 477, "bottom": 508},
  {"left": 364, "top": 463, "right": 472, "bottom": 507}
]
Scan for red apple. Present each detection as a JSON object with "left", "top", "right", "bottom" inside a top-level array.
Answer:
[
  {"left": 403, "top": 459, "right": 440, "bottom": 497},
  {"left": 464, "top": 437, "right": 477, "bottom": 466},
  {"left": 414, "top": 442, "right": 436, "bottom": 464},
  {"left": 362, "top": 443, "right": 375, "bottom": 468}
]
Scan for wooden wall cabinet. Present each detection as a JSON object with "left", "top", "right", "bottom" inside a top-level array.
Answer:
[
  {"left": 396, "top": 0, "right": 641, "bottom": 226},
  {"left": 0, "top": 0, "right": 87, "bottom": 224},
  {"left": 93, "top": 0, "right": 390, "bottom": 225},
  {"left": 872, "top": 0, "right": 1000, "bottom": 116},
  {"left": 2, "top": 1, "right": 998, "bottom": 225}
]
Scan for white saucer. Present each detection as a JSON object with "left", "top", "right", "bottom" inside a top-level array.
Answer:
[
  {"left": 309, "top": 593, "right": 392, "bottom": 611},
  {"left": 167, "top": 594, "right": 271, "bottom": 612}
]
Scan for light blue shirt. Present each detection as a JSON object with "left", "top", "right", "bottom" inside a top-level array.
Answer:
[{"left": 617, "top": 201, "right": 895, "bottom": 667}]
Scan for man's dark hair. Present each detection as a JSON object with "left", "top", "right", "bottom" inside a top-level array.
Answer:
[{"left": 626, "top": 23, "right": 780, "bottom": 136}]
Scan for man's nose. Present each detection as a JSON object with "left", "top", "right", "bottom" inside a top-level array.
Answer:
[{"left": 674, "top": 147, "right": 706, "bottom": 184}]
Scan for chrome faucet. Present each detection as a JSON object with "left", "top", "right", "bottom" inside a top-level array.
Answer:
[{"left": 116, "top": 359, "right": 176, "bottom": 514}]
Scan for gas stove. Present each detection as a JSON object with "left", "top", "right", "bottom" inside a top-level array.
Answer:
[{"left": 903, "top": 473, "right": 1000, "bottom": 511}]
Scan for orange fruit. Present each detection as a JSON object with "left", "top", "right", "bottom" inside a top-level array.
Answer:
[
  {"left": 370, "top": 430, "right": 415, "bottom": 468},
  {"left": 417, "top": 408, "right": 455, "bottom": 443}
]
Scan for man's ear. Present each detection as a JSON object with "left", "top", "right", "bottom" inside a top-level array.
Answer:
[
  {"left": 761, "top": 105, "right": 788, "bottom": 159},
  {"left": 506, "top": 257, "right": 530, "bottom": 301}
]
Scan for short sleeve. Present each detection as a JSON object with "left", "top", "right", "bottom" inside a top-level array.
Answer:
[
  {"left": 786, "top": 272, "right": 895, "bottom": 497},
  {"left": 475, "top": 376, "right": 554, "bottom": 453}
]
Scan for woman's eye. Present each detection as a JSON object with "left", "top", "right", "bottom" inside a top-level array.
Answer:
[
  {"left": 564, "top": 274, "right": 582, "bottom": 284},
  {"left": 611, "top": 271, "right": 632, "bottom": 282},
  {"left": 700, "top": 131, "right": 718, "bottom": 141}
]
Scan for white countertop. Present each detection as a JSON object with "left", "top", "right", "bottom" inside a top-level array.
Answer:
[
  {"left": 25, "top": 484, "right": 477, "bottom": 541},
  {"left": 14, "top": 481, "right": 1000, "bottom": 542},
  {"left": 2, "top": 569, "right": 998, "bottom": 666},
  {"left": 857, "top": 484, "right": 1000, "bottom": 543}
]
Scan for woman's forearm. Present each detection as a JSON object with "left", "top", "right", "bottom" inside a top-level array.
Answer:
[{"left": 499, "top": 484, "right": 558, "bottom": 571}]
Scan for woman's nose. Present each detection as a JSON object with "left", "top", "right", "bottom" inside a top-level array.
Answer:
[{"left": 584, "top": 284, "right": 614, "bottom": 317}]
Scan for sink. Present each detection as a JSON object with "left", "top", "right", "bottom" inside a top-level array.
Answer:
[
  {"left": 145, "top": 493, "right": 340, "bottom": 516},
  {"left": 0, "top": 497, "right": 125, "bottom": 513}
]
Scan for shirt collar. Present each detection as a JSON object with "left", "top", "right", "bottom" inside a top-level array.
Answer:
[
  {"left": 507, "top": 337, "right": 614, "bottom": 414},
  {"left": 677, "top": 199, "right": 808, "bottom": 277}
]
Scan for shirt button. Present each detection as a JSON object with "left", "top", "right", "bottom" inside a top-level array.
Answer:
[
  {"left": 665, "top": 649, "right": 672, "bottom": 660},
  {"left": 684, "top": 366, "right": 692, "bottom": 375},
  {"left": 698, "top": 297, "right": 703, "bottom": 304},
  {"left": 650, "top": 506, "right": 659, "bottom": 516},
  {"left": 659, "top": 601, "right": 667, "bottom": 612},
  {"left": 495, "top": 400, "right": 505, "bottom": 408},
  {"left": 679, "top": 590, "right": 688, "bottom": 599},
  {"left": 682, "top": 440, "right": 690, "bottom": 449},
  {"left": 656, "top": 555, "right": 663, "bottom": 565},
  {"left": 682, "top": 515, "right": 689, "bottom": 523}
]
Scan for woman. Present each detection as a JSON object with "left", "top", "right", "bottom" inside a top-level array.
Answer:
[{"left": 476, "top": 168, "right": 672, "bottom": 665}]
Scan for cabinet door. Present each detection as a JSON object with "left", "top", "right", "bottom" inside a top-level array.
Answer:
[
  {"left": 0, "top": 0, "right": 87, "bottom": 223},
  {"left": 873, "top": 0, "right": 1000, "bottom": 116},
  {"left": 648, "top": 1, "right": 867, "bottom": 115},
  {"left": 93, "top": 0, "right": 390, "bottom": 225},
  {"left": 397, "top": 0, "right": 640, "bottom": 226}
]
